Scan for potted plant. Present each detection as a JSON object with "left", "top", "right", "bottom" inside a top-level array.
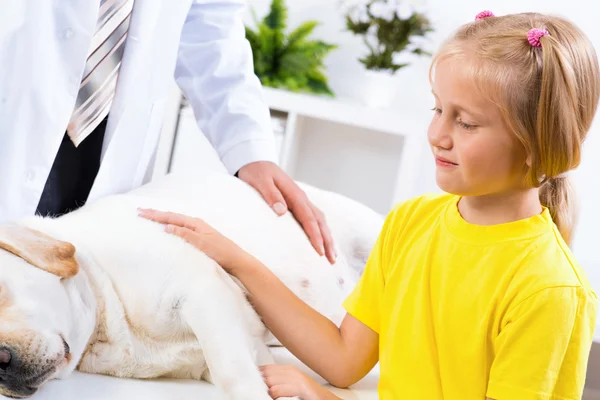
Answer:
[
  {"left": 342, "top": 0, "right": 433, "bottom": 107},
  {"left": 245, "top": 0, "right": 338, "bottom": 96}
]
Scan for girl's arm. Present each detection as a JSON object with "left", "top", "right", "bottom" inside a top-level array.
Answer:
[
  {"left": 235, "top": 251, "right": 379, "bottom": 387},
  {"left": 138, "top": 209, "right": 379, "bottom": 388}
]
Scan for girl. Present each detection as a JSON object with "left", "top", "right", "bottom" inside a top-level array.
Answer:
[{"left": 140, "top": 11, "right": 599, "bottom": 400}]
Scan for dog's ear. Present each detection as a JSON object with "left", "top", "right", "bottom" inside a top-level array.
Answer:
[{"left": 0, "top": 225, "right": 78, "bottom": 278}]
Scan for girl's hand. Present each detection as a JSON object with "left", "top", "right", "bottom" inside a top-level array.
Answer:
[
  {"left": 260, "top": 365, "right": 341, "bottom": 400},
  {"left": 137, "top": 208, "right": 250, "bottom": 274}
]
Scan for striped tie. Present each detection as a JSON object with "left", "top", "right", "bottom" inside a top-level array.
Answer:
[{"left": 67, "top": 0, "right": 134, "bottom": 147}]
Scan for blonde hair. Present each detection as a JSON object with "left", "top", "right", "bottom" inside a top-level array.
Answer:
[{"left": 430, "top": 13, "right": 600, "bottom": 244}]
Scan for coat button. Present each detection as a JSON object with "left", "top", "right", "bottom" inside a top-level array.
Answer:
[
  {"left": 25, "top": 170, "right": 35, "bottom": 183},
  {"left": 60, "top": 28, "right": 74, "bottom": 40}
]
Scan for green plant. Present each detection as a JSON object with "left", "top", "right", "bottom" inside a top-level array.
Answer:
[
  {"left": 245, "top": 0, "right": 337, "bottom": 96},
  {"left": 343, "top": 0, "right": 433, "bottom": 73}
]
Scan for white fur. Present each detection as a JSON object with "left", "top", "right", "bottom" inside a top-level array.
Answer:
[{"left": 0, "top": 171, "right": 383, "bottom": 399}]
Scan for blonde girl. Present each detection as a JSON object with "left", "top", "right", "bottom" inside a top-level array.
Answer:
[{"left": 140, "top": 10, "right": 600, "bottom": 400}]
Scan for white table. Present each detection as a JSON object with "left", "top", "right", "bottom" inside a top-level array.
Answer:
[{"left": 16, "top": 347, "right": 379, "bottom": 400}]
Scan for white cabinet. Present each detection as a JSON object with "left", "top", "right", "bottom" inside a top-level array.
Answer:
[
  {"left": 261, "top": 87, "right": 429, "bottom": 214},
  {"left": 157, "top": 85, "right": 431, "bottom": 215}
]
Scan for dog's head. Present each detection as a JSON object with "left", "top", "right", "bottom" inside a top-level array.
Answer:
[{"left": 0, "top": 225, "right": 82, "bottom": 398}]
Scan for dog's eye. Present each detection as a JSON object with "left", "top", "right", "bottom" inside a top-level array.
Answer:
[{"left": 62, "top": 337, "right": 70, "bottom": 355}]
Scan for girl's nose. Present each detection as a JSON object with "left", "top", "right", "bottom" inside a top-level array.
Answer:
[{"left": 427, "top": 116, "right": 453, "bottom": 150}]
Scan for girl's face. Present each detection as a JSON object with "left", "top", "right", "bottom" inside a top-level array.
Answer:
[{"left": 427, "top": 58, "right": 529, "bottom": 197}]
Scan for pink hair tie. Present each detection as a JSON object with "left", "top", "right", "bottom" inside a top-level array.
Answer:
[
  {"left": 527, "top": 28, "right": 549, "bottom": 48},
  {"left": 475, "top": 10, "right": 494, "bottom": 20}
]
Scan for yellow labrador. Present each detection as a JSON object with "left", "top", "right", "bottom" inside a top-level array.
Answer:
[{"left": 0, "top": 172, "right": 383, "bottom": 399}]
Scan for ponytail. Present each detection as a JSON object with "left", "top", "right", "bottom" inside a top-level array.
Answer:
[
  {"left": 539, "top": 176, "right": 577, "bottom": 244},
  {"left": 532, "top": 28, "right": 591, "bottom": 244},
  {"left": 533, "top": 32, "right": 582, "bottom": 245}
]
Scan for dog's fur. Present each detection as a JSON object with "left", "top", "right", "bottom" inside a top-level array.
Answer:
[{"left": 0, "top": 171, "right": 383, "bottom": 399}]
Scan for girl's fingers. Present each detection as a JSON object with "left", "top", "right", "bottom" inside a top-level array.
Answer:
[
  {"left": 268, "top": 384, "right": 302, "bottom": 399},
  {"left": 164, "top": 225, "right": 198, "bottom": 244},
  {"left": 260, "top": 365, "right": 294, "bottom": 388},
  {"left": 138, "top": 209, "right": 196, "bottom": 229}
]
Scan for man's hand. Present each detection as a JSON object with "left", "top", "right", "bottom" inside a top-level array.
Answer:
[{"left": 237, "top": 161, "right": 336, "bottom": 264}]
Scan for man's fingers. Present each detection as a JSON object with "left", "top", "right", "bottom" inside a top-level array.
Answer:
[
  {"left": 311, "top": 204, "right": 336, "bottom": 264},
  {"left": 291, "top": 200, "right": 324, "bottom": 256},
  {"left": 252, "top": 178, "right": 288, "bottom": 216},
  {"left": 277, "top": 179, "right": 325, "bottom": 256},
  {"left": 238, "top": 163, "right": 334, "bottom": 261}
]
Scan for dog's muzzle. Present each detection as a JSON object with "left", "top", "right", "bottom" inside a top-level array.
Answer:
[{"left": 0, "top": 346, "right": 52, "bottom": 399}]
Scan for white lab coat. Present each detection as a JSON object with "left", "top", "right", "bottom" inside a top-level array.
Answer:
[{"left": 0, "top": 0, "right": 277, "bottom": 223}]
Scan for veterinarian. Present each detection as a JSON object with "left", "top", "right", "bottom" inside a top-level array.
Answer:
[{"left": 0, "top": 0, "right": 335, "bottom": 263}]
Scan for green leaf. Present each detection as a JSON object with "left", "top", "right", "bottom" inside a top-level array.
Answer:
[
  {"left": 343, "top": 2, "right": 434, "bottom": 71},
  {"left": 307, "top": 71, "right": 334, "bottom": 96},
  {"left": 245, "top": 27, "right": 260, "bottom": 52},
  {"left": 286, "top": 21, "right": 318, "bottom": 49},
  {"left": 345, "top": 15, "right": 371, "bottom": 35},
  {"left": 390, "top": 63, "right": 408, "bottom": 72},
  {"left": 262, "top": 0, "right": 287, "bottom": 57},
  {"left": 257, "top": 23, "right": 276, "bottom": 73},
  {"left": 244, "top": 0, "right": 336, "bottom": 96},
  {"left": 411, "top": 48, "right": 432, "bottom": 57},
  {"left": 264, "top": 0, "right": 287, "bottom": 30},
  {"left": 294, "top": 41, "right": 337, "bottom": 60},
  {"left": 279, "top": 52, "right": 314, "bottom": 75}
]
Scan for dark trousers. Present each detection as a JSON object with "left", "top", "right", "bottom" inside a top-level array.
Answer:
[{"left": 36, "top": 118, "right": 107, "bottom": 217}]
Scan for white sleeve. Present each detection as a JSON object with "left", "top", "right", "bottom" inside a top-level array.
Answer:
[{"left": 175, "top": 0, "right": 278, "bottom": 174}]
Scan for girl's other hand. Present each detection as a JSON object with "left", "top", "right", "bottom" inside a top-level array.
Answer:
[{"left": 260, "top": 365, "right": 342, "bottom": 400}]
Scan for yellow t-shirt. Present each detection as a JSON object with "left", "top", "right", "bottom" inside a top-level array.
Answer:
[{"left": 343, "top": 194, "right": 598, "bottom": 400}]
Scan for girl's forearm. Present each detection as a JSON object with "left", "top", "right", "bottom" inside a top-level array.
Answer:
[{"left": 233, "top": 254, "right": 351, "bottom": 386}]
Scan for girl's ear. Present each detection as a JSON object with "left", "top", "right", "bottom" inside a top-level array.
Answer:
[{"left": 525, "top": 153, "right": 532, "bottom": 168}]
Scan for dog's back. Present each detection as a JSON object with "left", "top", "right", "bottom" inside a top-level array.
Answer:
[
  {"left": 21, "top": 171, "right": 384, "bottom": 392},
  {"left": 89, "top": 171, "right": 384, "bottom": 315}
]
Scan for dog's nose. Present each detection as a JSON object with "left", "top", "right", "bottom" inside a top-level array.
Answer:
[
  {"left": 0, "top": 347, "right": 11, "bottom": 370},
  {"left": 0, "top": 347, "right": 38, "bottom": 397}
]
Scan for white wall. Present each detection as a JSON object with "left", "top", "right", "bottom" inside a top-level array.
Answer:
[{"left": 244, "top": 0, "right": 600, "bottom": 274}]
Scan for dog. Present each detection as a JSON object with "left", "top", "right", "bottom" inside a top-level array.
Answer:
[{"left": 0, "top": 171, "right": 384, "bottom": 399}]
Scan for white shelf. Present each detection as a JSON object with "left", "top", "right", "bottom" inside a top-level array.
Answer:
[
  {"left": 160, "top": 84, "right": 429, "bottom": 215},
  {"left": 262, "top": 87, "right": 425, "bottom": 138},
  {"left": 260, "top": 87, "right": 429, "bottom": 213}
]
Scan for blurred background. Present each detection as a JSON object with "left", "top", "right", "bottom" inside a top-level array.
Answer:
[
  {"left": 165, "top": 0, "right": 600, "bottom": 281},
  {"left": 157, "top": 2, "right": 600, "bottom": 391}
]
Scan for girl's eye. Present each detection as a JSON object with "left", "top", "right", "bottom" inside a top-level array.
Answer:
[
  {"left": 458, "top": 120, "right": 476, "bottom": 131},
  {"left": 431, "top": 106, "right": 442, "bottom": 114}
]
